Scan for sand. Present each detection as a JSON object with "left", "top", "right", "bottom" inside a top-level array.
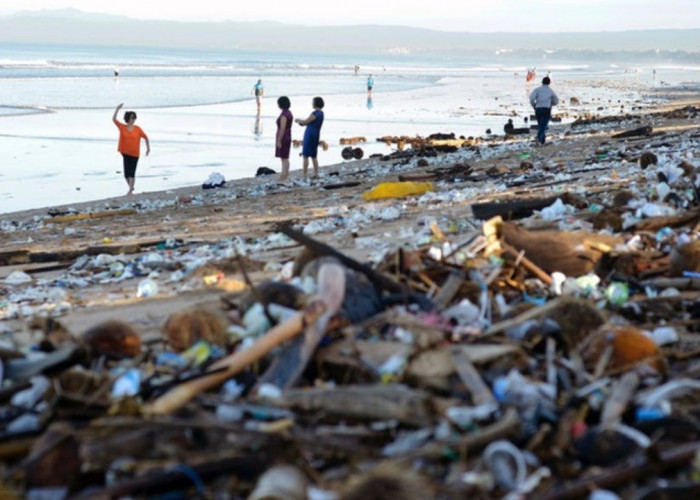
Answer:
[{"left": 0, "top": 89, "right": 699, "bottom": 341}]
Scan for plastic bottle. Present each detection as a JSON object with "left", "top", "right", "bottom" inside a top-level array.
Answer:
[
  {"left": 605, "top": 282, "right": 629, "bottom": 305},
  {"left": 215, "top": 404, "right": 244, "bottom": 423},
  {"left": 136, "top": 278, "right": 158, "bottom": 298},
  {"left": 112, "top": 368, "right": 141, "bottom": 397},
  {"left": 11, "top": 376, "right": 51, "bottom": 409}
]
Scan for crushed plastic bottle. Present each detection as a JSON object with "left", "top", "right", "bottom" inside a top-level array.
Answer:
[
  {"left": 655, "top": 226, "right": 675, "bottom": 242},
  {"left": 605, "top": 281, "right": 629, "bottom": 306},
  {"left": 11, "top": 376, "right": 51, "bottom": 409},
  {"left": 5, "top": 270, "right": 33, "bottom": 285},
  {"left": 136, "top": 278, "right": 158, "bottom": 298},
  {"left": 216, "top": 404, "right": 244, "bottom": 423},
  {"left": 181, "top": 340, "right": 224, "bottom": 366},
  {"left": 112, "top": 368, "right": 141, "bottom": 397}
]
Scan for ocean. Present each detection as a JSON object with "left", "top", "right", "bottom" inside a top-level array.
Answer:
[{"left": 0, "top": 42, "right": 698, "bottom": 215}]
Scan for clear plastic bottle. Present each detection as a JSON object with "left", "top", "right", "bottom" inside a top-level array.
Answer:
[
  {"left": 605, "top": 282, "right": 629, "bottom": 305},
  {"left": 136, "top": 278, "right": 158, "bottom": 298}
]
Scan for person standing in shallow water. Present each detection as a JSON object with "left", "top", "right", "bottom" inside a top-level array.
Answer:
[
  {"left": 529, "top": 76, "right": 559, "bottom": 146},
  {"left": 112, "top": 103, "right": 150, "bottom": 195},
  {"left": 295, "top": 96, "right": 324, "bottom": 180},
  {"left": 253, "top": 79, "right": 264, "bottom": 110},
  {"left": 366, "top": 73, "right": 374, "bottom": 97},
  {"left": 275, "top": 96, "right": 293, "bottom": 181}
]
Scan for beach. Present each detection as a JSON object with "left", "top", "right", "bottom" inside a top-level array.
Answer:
[
  {"left": 0, "top": 83, "right": 698, "bottom": 323},
  {"left": 4, "top": 48, "right": 700, "bottom": 497},
  {"left": 0, "top": 45, "right": 669, "bottom": 214}
]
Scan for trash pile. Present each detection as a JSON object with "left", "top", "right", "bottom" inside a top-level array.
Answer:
[{"left": 3, "top": 106, "right": 700, "bottom": 499}]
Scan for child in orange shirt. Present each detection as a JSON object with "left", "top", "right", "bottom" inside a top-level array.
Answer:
[{"left": 113, "top": 103, "right": 150, "bottom": 195}]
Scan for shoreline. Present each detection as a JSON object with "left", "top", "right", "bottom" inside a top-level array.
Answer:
[
  {"left": 0, "top": 72, "right": 670, "bottom": 215},
  {"left": 2, "top": 81, "right": 700, "bottom": 497},
  {"left": 0, "top": 89, "right": 696, "bottom": 272},
  {"left": 0, "top": 83, "right": 696, "bottom": 222}
]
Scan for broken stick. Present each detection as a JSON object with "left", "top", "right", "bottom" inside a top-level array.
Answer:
[{"left": 146, "top": 262, "right": 346, "bottom": 415}]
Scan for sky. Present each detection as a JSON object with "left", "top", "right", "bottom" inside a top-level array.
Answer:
[{"left": 0, "top": 0, "right": 699, "bottom": 33}]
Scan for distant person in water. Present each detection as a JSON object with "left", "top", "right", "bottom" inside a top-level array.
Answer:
[
  {"left": 112, "top": 103, "right": 150, "bottom": 195},
  {"left": 275, "top": 96, "right": 293, "bottom": 181},
  {"left": 253, "top": 79, "right": 264, "bottom": 110},
  {"left": 529, "top": 76, "right": 559, "bottom": 145},
  {"left": 366, "top": 74, "right": 374, "bottom": 96},
  {"left": 295, "top": 96, "right": 325, "bottom": 180}
]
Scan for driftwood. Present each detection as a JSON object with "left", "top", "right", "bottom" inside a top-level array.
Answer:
[
  {"left": 398, "top": 173, "right": 437, "bottom": 182},
  {"left": 433, "top": 271, "right": 466, "bottom": 309},
  {"left": 145, "top": 263, "right": 345, "bottom": 415},
  {"left": 450, "top": 349, "right": 497, "bottom": 406},
  {"left": 638, "top": 277, "right": 700, "bottom": 290},
  {"left": 73, "top": 454, "right": 270, "bottom": 499},
  {"left": 395, "top": 408, "right": 521, "bottom": 463},
  {"left": 279, "top": 225, "right": 431, "bottom": 309},
  {"left": 47, "top": 208, "right": 137, "bottom": 223},
  {"left": 145, "top": 304, "right": 324, "bottom": 415},
  {"left": 500, "top": 222, "right": 622, "bottom": 277},
  {"left": 253, "top": 263, "right": 346, "bottom": 393},
  {"left": 538, "top": 440, "right": 700, "bottom": 500},
  {"left": 279, "top": 383, "right": 435, "bottom": 427},
  {"left": 612, "top": 125, "right": 653, "bottom": 139},
  {"left": 322, "top": 181, "right": 361, "bottom": 190},
  {"left": 471, "top": 196, "right": 560, "bottom": 220},
  {"left": 630, "top": 205, "right": 700, "bottom": 231}
]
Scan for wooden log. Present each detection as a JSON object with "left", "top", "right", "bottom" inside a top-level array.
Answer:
[
  {"left": 86, "top": 243, "right": 142, "bottom": 255},
  {"left": 433, "top": 271, "right": 466, "bottom": 309},
  {"left": 398, "top": 173, "right": 437, "bottom": 182},
  {"left": 279, "top": 383, "right": 435, "bottom": 427},
  {"left": 72, "top": 454, "right": 269, "bottom": 499},
  {"left": 538, "top": 440, "right": 700, "bottom": 500},
  {"left": 0, "top": 249, "right": 30, "bottom": 266},
  {"left": 502, "top": 243, "right": 554, "bottom": 285},
  {"left": 322, "top": 181, "right": 361, "bottom": 190},
  {"left": 47, "top": 209, "right": 137, "bottom": 223},
  {"left": 638, "top": 277, "right": 700, "bottom": 291},
  {"left": 630, "top": 205, "right": 700, "bottom": 231},
  {"left": 450, "top": 349, "right": 497, "bottom": 406},
  {"left": 395, "top": 408, "right": 521, "bottom": 463},
  {"left": 470, "top": 196, "right": 560, "bottom": 220},
  {"left": 612, "top": 125, "right": 653, "bottom": 139}
]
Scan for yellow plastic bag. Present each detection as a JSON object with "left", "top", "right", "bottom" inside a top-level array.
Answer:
[{"left": 362, "top": 181, "right": 434, "bottom": 200}]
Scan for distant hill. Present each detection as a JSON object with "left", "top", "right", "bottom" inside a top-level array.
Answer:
[{"left": 1, "top": 8, "right": 700, "bottom": 56}]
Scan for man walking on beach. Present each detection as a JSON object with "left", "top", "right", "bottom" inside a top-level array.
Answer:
[
  {"left": 366, "top": 74, "right": 374, "bottom": 97},
  {"left": 529, "top": 76, "right": 559, "bottom": 146}
]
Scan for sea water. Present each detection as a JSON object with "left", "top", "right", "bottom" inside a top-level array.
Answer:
[{"left": 0, "top": 42, "right": 698, "bottom": 215}]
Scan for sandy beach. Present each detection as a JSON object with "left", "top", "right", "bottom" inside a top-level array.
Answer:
[
  {"left": 0, "top": 86, "right": 698, "bottom": 326},
  {"left": 0, "top": 68, "right": 661, "bottom": 214},
  {"left": 0, "top": 81, "right": 694, "bottom": 338},
  {"left": 2, "top": 84, "right": 700, "bottom": 498}
]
